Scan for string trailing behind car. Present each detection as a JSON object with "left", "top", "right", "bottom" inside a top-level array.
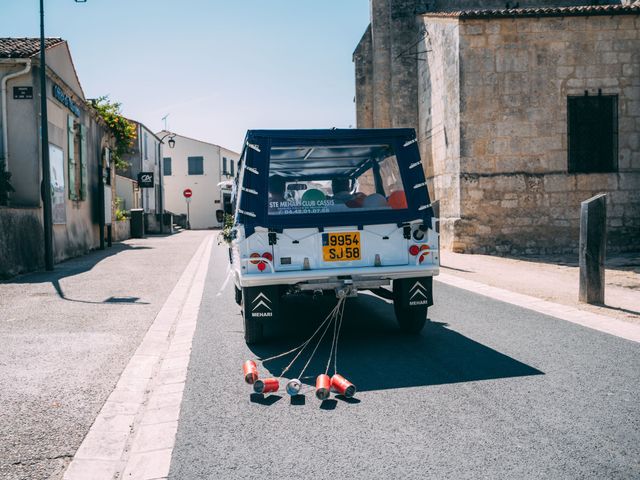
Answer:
[{"left": 218, "top": 129, "right": 439, "bottom": 344}]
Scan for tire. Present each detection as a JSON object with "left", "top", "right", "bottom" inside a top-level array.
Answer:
[
  {"left": 234, "top": 285, "right": 242, "bottom": 306},
  {"left": 241, "top": 287, "right": 264, "bottom": 344},
  {"left": 393, "top": 299, "right": 427, "bottom": 334}
]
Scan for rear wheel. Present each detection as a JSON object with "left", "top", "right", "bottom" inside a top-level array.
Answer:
[
  {"left": 241, "top": 287, "right": 264, "bottom": 344},
  {"left": 393, "top": 301, "right": 427, "bottom": 334},
  {"left": 392, "top": 280, "right": 427, "bottom": 334}
]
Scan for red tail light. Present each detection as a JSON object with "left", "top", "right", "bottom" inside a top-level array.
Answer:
[
  {"left": 409, "top": 245, "right": 420, "bottom": 256},
  {"left": 418, "top": 245, "right": 430, "bottom": 263},
  {"left": 262, "top": 252, "right": 273, "bottom": 262},
  {"left": 257, "top": 262, "right": 266, "bottom": 271},
  {"left": 250, "top": 252, "right": 261, "bottom": 264}
]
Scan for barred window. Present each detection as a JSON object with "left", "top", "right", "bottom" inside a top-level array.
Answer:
[{"left": 567, "top": 95, "right": 618, "bottom": 173}]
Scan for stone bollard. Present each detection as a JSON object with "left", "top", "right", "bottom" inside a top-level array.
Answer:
[{"left": 579, "top": 194, "right": 606, "bottom": 304}]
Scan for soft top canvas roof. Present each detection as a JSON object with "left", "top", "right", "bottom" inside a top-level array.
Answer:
[
  {"left": 269, "top": 145, "right": 393, "bottom": 180},
  {"left": 237, "top": 128, "right": 433, "bottom": 233},
  {"left": 245, "top": 128, "right": 416, "bottom": 142}
]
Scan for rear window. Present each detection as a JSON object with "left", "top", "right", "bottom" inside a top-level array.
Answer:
[{"left": 267, "top": 144, "right": 407, "bottom": 217}]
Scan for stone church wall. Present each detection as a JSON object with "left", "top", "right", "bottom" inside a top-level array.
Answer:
[
  {"left": 354, "top": 1, "right": 639, "bottom": 255},
  {"left": 455, "top": 14, "right": 640, "bottom": 254},
  {"left": 417, "top": 18, "right": 463, "bottom": 246}
]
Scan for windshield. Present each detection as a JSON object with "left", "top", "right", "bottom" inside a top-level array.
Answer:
[{"left": 267, "top": 144, "right": 407, "bottom": 216}]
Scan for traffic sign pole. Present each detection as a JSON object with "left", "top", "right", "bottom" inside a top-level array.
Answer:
[
  {"left": 183, "top": 188, "right": 192, "bottom": 229},
  {"left": 186, "top": 198, "right": 191, "bottom": 230}
]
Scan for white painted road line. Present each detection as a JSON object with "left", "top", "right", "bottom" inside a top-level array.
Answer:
[
  {"left": 63, "top": 234, "right": 214, "bottom": 480},
  {"left": 436, "top": 273, "right": 640, "bottom": 344}
]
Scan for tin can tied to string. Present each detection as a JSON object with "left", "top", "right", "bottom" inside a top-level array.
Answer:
[
  {"left": 331, "top": 374, "right": 356, "bottom": 398},
  {"left": 253, "top": 377, "right": 279, "bottom": 394},
  {"left": 286, "top": 378, "right": 302, "bottom": 396},
  {"left": 315, "top": 374, "right": 331, "bottom": 400},
  {"left": 242, "top": 360, "right": 259, "bottom": 385}
]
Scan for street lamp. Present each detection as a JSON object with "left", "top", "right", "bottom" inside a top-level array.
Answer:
[
  {"left": 39, "top": 0, "right": 86, "bottom": 271},
  {"left": 159, "top": 132, "right": 176, "bottom": 148},
  {"left": 157, "top": 132, "right": 176, "bottom": 233}
]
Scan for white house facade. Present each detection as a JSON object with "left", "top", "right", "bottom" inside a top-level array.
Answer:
[{"left": 158, "top": 131, "right": 239, "bottom": 229}]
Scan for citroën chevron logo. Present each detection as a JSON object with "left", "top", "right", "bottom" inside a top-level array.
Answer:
[
  {"left": 251, "top": 292, "right": 273, "bottom": 317},
  {"left": 409, "top": 281, "right": 429, "bottom": 306}
]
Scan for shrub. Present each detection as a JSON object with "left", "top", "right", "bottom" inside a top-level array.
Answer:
[
  {"left": 0, "top": 160, "right": 15, "bottom": 205},
  {"left": 88, "top": 96, "right": 136, "bottom": 172}
]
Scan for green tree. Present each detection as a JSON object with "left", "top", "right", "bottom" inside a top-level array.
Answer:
[{"left": 88, "top": 96, "right": 136, "bottom": 171}]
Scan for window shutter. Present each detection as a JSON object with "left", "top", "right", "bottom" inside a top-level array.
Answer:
[
  {"left": 67, "top": 115, "right": 77, "bottom": 200},
  {"left": 80, "top": 124, "right": 88, "bottom": 200}
]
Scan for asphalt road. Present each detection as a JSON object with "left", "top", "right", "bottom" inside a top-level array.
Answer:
[
  {"left": 0, "top": 231, "right": 209, "bottom": 480},
  {"left": 169, "top": 244, "right": 640, "bottom": 479}
]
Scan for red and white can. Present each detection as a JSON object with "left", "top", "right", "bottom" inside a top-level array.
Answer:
[
  {"left": 253, "top": 377, "right": 279, "bottom": 394},
  {"left": 331, "top": 374, "right": 356, "bottom": 398},
  {"left": 315, "top": 374, "right": 331, "bottom": 400},
  {"left": 243, "top": 360, "right": 258, "bottom": 385}
]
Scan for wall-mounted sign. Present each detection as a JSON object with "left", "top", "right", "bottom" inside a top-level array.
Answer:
[
  {"left": 52, "top": 84, "right": 81, "bottom": 117},
  {"left": 13, "top": 86, "right": 33, "bottom": 99},
  {"left": 49, "top": 144, "right": 66, "bottom": 224},
  {"left": 138, "top": 172, "right": 154, "bottom": 188},
  {"left": 183, "top": 188, "right": 193, "bottom": 198},
  {"left": 104, "top": 185, "right": 112, "bottom": 226}
]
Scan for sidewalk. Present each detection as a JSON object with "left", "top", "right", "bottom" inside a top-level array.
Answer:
[
  {"left": 0, "top": 231, "right": 210, "bottom": 480},
  {"left": 439, "top": 250, "right": 640, "bottom": 325}
]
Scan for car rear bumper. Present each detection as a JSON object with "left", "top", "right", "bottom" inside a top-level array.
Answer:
[{"left": 237, "top": 264, "right": 439, "bottom": 288}]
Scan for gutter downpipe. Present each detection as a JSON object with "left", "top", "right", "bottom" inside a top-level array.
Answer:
[{"left": 1, "top": 59, "right": 32, "bottom": 172}]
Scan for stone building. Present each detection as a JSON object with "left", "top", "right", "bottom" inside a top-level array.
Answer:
[
  {"left": 0, "top": 38, "right": 115, "bottom": 276},
  {"left": 354, "top": 1, "right": 640, "bottom": 254}
]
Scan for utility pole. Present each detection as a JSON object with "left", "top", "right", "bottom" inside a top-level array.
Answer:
[
  {"left": 38, "top": 0, "right": 87, "bottom": 269},
  {"left": 40, "top": 0, "right": 54, "bottom": 270},
  {"left": 157, "top": 141, "right": 164, "bottom": 233}
]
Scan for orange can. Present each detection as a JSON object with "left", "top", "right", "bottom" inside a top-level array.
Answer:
[
  {"left": 315, "top": 374, "right": 331, "bottom": 400},
  {"left": 243, "top": 360, "right": 258, "bottom": 385},
  {"left": 253, "top": 377, "right": 279, "bottom": 394},
  {"left": 331, "top": 374, "right": 356, "bottom": 398}
]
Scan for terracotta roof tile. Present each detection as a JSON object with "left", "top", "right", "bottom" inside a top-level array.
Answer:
[
  {"left": 422, "top": 4, "right": 640, "bottom": 19},
  {"left": 0, "top": 37, "right": 64, "bottom": 58}
]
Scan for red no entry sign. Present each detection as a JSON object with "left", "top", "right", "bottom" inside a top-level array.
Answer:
[{"left": 183, "top": 188, "right": 193, "bottom": 198}]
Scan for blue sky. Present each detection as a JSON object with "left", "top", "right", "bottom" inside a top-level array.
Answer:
[{"left": 1, "top": 0, "right": 370, "bottom": 152}]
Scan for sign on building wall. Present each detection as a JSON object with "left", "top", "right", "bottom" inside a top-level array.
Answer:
[
  {"left": 104, "top": 186, "right": 112, "bottom": 226},
  {"left": 49, "top": 144, "right": 66, "bottom": 224},
  {"left": 103, "top": 148, "right": 112, "bottom": 226},
  {"left": 52, "top": 84, "right": 81, "bottom": 117},
  {"left": 138, "top": 172, "right": 154, "bottom": 188},
  {"left": 13, "top": 86, "right": 33, "bottom": 99}
]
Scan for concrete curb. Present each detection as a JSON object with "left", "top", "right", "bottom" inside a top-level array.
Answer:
[
  {"left": 63, "top": 234, "right": 214, "bottom": 480},
  {"left": 436, "top": 273, "right": 640, "bottom": 344}
]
